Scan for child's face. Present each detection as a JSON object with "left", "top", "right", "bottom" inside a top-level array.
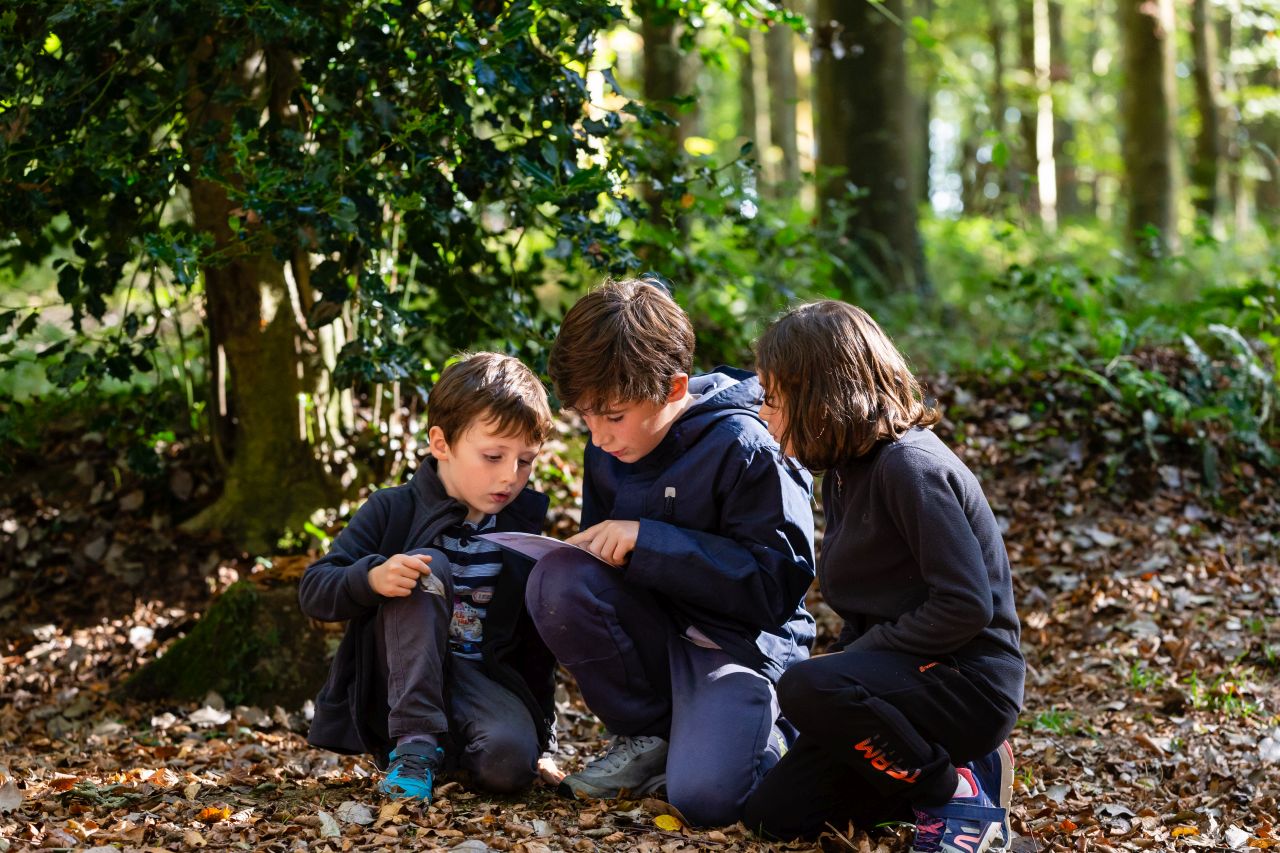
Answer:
[
  {"left": 757, "top": 376, "right": 792, "bottom": 455},
  {"left": 429, "top": 417, "right": 541, "bottom": 523},
  {"left": 579, "top": 375, "right": 691, "bottom": 464}
]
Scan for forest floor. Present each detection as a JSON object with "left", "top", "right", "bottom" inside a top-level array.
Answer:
[{"left": 1, "top": 375, "right": 1278, "bottom": 852}]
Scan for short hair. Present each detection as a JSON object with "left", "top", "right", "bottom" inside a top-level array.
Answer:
[
  {"left": 754, "top": 301, "right": 939, "bottom": 471},
  {"left": 427, "top": 352, "right": 553, "bottom": 445},
  {"left": 549, "top": 278, "right": 696, "bottom": 412}
]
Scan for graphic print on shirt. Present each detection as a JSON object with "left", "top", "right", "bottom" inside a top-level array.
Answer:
[{"left": 437, "top": 515, "right": 503, "bottom": 660}]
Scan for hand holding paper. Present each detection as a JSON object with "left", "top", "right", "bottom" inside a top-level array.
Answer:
[{"left": 567, "top": 520, "right": 639, "bottom": 567}]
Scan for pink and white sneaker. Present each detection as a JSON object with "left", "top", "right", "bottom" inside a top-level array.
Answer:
[{"left": 910, "top": 766, "right": 1007, "bottom": 853}]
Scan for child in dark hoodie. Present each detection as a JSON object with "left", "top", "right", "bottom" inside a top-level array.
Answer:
[
  {"left": 524, "top": 278, "right": 817, "bottom": 827},
  {"left": 743, "top": 301, "right": 1025, "bottom": 853},
  {"left": 299, "top": 352, "right": 560, "bottom": 803}
]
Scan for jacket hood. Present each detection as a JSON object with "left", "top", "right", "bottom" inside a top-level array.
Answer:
[{"left": 654, "top": 366, "right": 767, "bottom": 458}]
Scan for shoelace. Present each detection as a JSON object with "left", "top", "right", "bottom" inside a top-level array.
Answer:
[
  {"left": 389, "top": 750, "right": 436, "bottom": 780},
  {"left": 586, "top": 735, "right": 662, "bottom": 773},
  {"left": 911, "top": 812, "right": 946, "bottom": 852}
]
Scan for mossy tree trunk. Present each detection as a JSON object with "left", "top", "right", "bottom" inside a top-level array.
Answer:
[
  {"left": 124, "top": 560, "right": 335, "bottom": 709},
  {"left": 178, "top": 39, "right": 338, "bottom": 552}
]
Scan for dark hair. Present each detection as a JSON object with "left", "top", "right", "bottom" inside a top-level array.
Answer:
[
  {"left": 427, "top": 352, "right": 553, "bottom": 444},
  {"left": 755, "top": 301, "right": 939, "bottom": 470},
  {"left": 549, "top": 278, "right": 696, "bottom": 412}
]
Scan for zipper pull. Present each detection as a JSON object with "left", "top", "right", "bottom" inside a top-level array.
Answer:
[{"left": 663, "top": 486, "right": 676, "bottom": 517}]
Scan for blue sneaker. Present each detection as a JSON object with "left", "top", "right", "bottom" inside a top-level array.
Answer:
[
  {"left": 378, "top": 742, "right": 444, "bottom": 802},
  {"left": 910, "top": 767, "right": 1007, "bottom": 853},
  {"left": 968, "top": 740, "right": 1014, "bottom": 844}
]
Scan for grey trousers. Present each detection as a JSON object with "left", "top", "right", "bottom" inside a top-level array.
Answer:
[
  {"left": 526, "top": 550, "right": 788, "bottom": 827},
  {"left": 374, "top": 548, "right": 540, "bottom": 793}
]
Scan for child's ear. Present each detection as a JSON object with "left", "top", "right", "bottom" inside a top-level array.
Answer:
[
  {"left": 667, "top": 373, "right": 689, "bottom": 402},
  {"left": 427, "top": 425, "right": 451, "bottom": 461}
]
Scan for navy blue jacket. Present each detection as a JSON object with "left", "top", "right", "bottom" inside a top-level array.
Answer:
[
  {"left": 582, "top": 367, "right": 817, "bottom": 681},
  {"left": 298, "top": 460, "right": 556, "bottom": 763}
]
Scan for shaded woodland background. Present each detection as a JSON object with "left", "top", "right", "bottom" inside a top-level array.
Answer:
[{"left": 1, "top": 0, "right": 1279, "bottom": 850}]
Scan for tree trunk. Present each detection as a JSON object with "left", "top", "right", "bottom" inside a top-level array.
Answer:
[
  {"left": 1050, "top": 0, "right": 1081, "bottom": 219},
  {"left": 1120, "top": 0, "right": 1179, "bottom": 253},
  {"left": 988, "top": 0, "right": 1017, "bottom": 207},
  {"left": 180, "top": 42, "right": 337, "bottom": 551},
  {"left": 815, "top": 0, "right": 928, "bottom": 295},
  {"left": 1217, "top": 15, "right": 1248, "bottom": 233},
  {"left": 639, "top": 4, "right": 687, "bottom": 227},
  {"left": 1016, "top": 1, "right": 1041, "bottom": 216},
  {"left": 765, "top": 17, "right": 801, "bottom": 192},
  {"left": 1190, "top": 0, "right": 1225, "bottom": 226},
  {"left": 738, "top": 25, "right": 764, "bottom": 160},
  {"left": 1252, "top": 58, "right": 1280, "bottom": 226},
  {"left": 913, "top": 0, "right": 935, "bottom": 207}
]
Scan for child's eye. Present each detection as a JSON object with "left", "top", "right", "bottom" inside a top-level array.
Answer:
[
  {"left": 518, "top": 459, "right": 533, "bottom": 468},
  {"left": 606, "top": 415, "right": 624, "bottom": 423},
  {"left": 485, "top": 455, "right": 502, "bottom": 462}
]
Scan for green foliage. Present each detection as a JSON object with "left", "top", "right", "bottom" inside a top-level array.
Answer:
[
  {"left": 1183, "top": 670, "right": 1261, "bottom": 719},
  {"left": 0, "top": 0, "right": 698, "bottom": 394},
  {"left": 1022, "top": 706, "right": 1082, "bottom": 736},
  {"left": 1128, "top": 661, "right": 1167, "bottom": 692},
  {"left": 628, "top": 156, "right": 850, "bottom": 368},
  {"left": 910, "top": 217, "right": 1280, "bottom": 481}
]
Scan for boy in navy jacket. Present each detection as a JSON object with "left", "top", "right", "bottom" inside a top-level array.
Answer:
[
  {"left": 299, "top": 353, "right": 558, "bottom": 802},
  {"left": 526, "top": 279, "right": 817, "bottom": 826}
]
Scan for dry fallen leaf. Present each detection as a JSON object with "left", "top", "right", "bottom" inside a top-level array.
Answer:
[
  {"left": 196, "top": 806, "right": 230, "bottom": 823},
  {"left": 316, "top": 810, "right": 341, "bottom": 839},
  {"left": 335, "top": 800, "right": 374, "bottom": 826},
  {"left": 654, "top": 814, "right": 682, "bottom": 832},
  {"left": 0, "top": 781, "right": 22, "bottom": 813}
]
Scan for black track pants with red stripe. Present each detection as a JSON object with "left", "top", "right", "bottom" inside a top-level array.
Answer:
[{"left": 743, "top": 648, "right": 1019, "bottom": 840}]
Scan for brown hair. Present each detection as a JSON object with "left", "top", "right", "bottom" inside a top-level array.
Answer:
[
  {"left": 427, "top": 352, "right": 553, "bottom": 444},
  {"left": 549, "top": 278, "right": 696, "bottom": 412},
  {"left": 754, "top": 301, "right": 939, "bottom": 471}
]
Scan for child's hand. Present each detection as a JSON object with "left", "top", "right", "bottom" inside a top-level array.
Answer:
[
  {"left": 537, "top": 755, "right": 566, "bottom": 785},
  {"left": 568, "top": 520, "right": 640, "bottom": 567},
  {"left": 368, "top": 553, "right": 432, "bottom": 597}
]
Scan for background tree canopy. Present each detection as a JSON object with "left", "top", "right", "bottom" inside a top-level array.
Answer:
[{"left": 2, "top": 0, "right": 738, "bottom": 547}]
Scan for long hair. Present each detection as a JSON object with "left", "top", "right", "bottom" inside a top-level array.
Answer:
[{"left": 755, "top": 301, "right": 939, "bottom": 471}]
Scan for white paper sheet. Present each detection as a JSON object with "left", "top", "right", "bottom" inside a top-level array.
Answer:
[{"left": 475, "top": 531, "right": 608, "bottom": 565}]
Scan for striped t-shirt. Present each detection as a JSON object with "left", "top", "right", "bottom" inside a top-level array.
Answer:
[{"left": 436, "top": 515, "right": 503, "bottom": 659}]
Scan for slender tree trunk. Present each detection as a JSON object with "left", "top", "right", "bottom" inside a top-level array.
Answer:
[
  {"left": 181, "top": 42, "right": 335, "bottom": 551},
  {"left": 765, "top": 17, "right": 801, "bottom": 192},
  {"left": 913, "top": 0, "right": 935, "bottom": 207},
  {"left": 1253, "top": 59, "right": 1280, "bottom": 225},
  {"left": 815, "top": 0, "right": 928, "bottom": 295},
  {"left": 1120, "top": 0, "right": 1179, "bottom": 253},
  {"left": 1050, "top": 0, "right": 1080, "bottom": 218},
  {"left": 1190, "top": 0, "right": 1226, "bottom": 226},
  {"left": 1016, "top": 1, "right": 1040, "bottom": 216},
  {"left": 1217, "top": 15, "right": 1247, "bottom": 234},
  {"left": 639, "top": 3, "right": 687, "bottom": 227},
  {"left": 988, "top": 0, "right": 1017, "bottom": 206},
  {"left": 738, "top": 25, "right": 763, "bottom": 153}
]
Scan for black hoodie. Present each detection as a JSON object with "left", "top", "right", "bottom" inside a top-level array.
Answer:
[{"left": 298, "top": 459, "right": 555, "bottom": 764}]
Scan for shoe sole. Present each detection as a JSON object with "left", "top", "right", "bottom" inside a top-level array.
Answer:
[
  {"left": 996, "top": 740, "right": 1013, "bottom": 811},
  {"left": 558, "top": 772, "right": 667, "bottom": 800},
  {"left": 993, "top": 741, "right": 1014, "bottom": 848}
]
